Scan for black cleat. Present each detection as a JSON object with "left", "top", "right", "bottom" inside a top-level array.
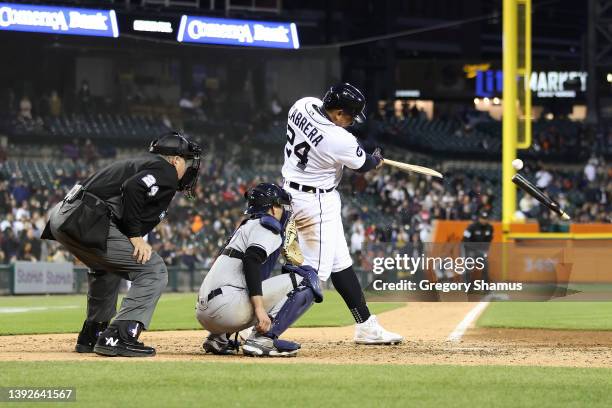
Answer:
[
  {"left": 202, "top": 334, "right": 240, "bottom": 355},
  {"left": 93, "top": 322, "right": 156, "bottom": 358},
  {"left": 75, "top": 321, "right": 109, "bottom": 353}
]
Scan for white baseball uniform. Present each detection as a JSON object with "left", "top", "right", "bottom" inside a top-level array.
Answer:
[{"left": 281, "top": 97, "right": 366, "bottom": 281}]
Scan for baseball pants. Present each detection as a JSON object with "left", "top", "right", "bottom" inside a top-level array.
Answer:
[
  {"left": 195, "top": 274, "right": 303, "bottom": 334},
  {"left": 284, "top": 184, "right": 352, "bottom": 281},
  {"left": 48, "top": 201, "right": 168, "bottom": 329}
]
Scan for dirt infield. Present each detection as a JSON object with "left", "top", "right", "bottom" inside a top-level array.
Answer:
[{"left": 2, "top": 303, "right": 612, "bottom": 367}]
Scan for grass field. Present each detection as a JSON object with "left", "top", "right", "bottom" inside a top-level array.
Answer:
[
  {"left": 1, "top": 361, "right": 612, "bottom": 407},
  {"left": 0, "top": 291, "right": 403, "bottom": 335},
  {"left": 477, "top": 302, "right": 612, "bottom": 331},
  {"left": 3, "top": 296, "right": 612, "bottom": 407}
]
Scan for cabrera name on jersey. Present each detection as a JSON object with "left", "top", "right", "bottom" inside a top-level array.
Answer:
[{"left": 282, "top": 97, "right": 367, "bottom": 189}]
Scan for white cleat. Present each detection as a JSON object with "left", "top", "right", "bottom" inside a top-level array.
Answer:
[{"left": 354, "top": 315, "right": 404, "bottom": 345}]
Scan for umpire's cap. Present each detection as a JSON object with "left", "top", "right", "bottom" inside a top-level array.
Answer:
[
  {"left": 149, "top": 131, "right": 201, "bottom": 159},
  {"left": 244, "top": 183, "right": 292, "bottom": 215},
  {"left": 322, "top": 82, "right": 366, "bottom": 124}
]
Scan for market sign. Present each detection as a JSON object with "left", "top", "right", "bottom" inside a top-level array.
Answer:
[
  {"left": 177, "top": 15, "right": 299, "bottom": 49},
  {"left": 475, "top": 70, "right": 587, "bottom": 98},
  {"left": 0, "top": 2, "right": 118, "bottom": 37}
]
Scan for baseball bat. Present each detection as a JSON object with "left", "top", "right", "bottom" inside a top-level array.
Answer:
[
  {"left": 382, "top": 159, "right": 443, "bottom": 179},
  {"left": 512, "top": 173, "right": 571, "bottom": 220}
]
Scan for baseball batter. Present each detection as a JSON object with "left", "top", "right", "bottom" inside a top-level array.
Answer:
[
  {"left": 196, "top": 183, "right": 322, "bottom": 357},
  {"left": 281, "top": 83, "right": 403, "bottom": 344}
]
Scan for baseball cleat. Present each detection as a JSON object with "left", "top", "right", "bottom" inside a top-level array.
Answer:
[
  {"left": 93, "top": 328, "right": 156, "bottom": 357},
  {"left": 354, "top": 315, "right": 404, "bottom": 345},
  {"left": 242, "top": 335, "right": 299, "bottom": 357},
  {"left": 203, "top": 334, "right": 240, "bottom": 355},
  {"left": 75, "top": 321, "right": 108, "bottom": 353}
]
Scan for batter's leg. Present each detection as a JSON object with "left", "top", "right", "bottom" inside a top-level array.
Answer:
[{"left": 330, "top": 266, "right": 370, "bottom": 323}]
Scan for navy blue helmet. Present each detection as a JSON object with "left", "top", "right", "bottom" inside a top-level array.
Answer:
[
  {"left": 322, "top": 82, "right": 366, "bottom": 124},
  {"left": 244, "top": 183, "right": 292, "bottom": 215}
]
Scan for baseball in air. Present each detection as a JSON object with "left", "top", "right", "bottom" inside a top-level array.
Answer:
[{"left": 512, "top": 159, "right": 524, "bottom": 170}]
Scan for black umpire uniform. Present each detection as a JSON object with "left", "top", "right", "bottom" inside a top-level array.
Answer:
[
  {"left": 41, "top": 132, "right": 202, "bottom": 357},
  {"left": 462, "top": 210, "right": 494, "bottom": 284}
]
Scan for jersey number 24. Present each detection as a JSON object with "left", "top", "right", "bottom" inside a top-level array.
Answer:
[{"left": 286, "top": 125, "right": 310, "bottom": 170}]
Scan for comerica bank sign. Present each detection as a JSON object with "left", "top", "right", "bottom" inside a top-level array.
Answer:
[
  {"left": 0, "top": 2, "right": 118, "bottom": 37},
  {"left": 177, "top": 15, "right": 299, "bottom": 49},
  {"left": 476, "top": 69, "right": 587, "bottom": 98}
]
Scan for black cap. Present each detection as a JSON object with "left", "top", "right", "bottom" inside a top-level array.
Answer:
[{"left": 479, "top": 210, "right": 490, "bottom": 219}]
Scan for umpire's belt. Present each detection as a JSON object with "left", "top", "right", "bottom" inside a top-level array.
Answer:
[
  {"left": 288, "top": 181, "right": 334, "bottom": 194},
  {"left": 221, "top": 247, "right": 245, "bottom": 260}
]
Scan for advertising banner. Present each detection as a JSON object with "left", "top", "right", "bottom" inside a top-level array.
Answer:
[
  {"left": 13, "top": 262, "right": 74, "bottom": 294},
  {"left": 0, "top": 2, "right": 118, "bottom": 38},
  {"left": 177, "top": 15, "right": 299, "bottom": 49}
]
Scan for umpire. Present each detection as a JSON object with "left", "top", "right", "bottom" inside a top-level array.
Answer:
[{"left": 41, "top": 132, "right": 202, "bottom": 357}]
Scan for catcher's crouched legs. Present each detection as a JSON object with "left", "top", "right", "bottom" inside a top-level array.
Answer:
[
  {"left": 195, "top": 287, "right": 257, "bottom": 356},
  {"left": 243, "top": 266, "right": 322, "bottom": 358},
  {"left": 331, "top": 266, "right": 404, "bottom": 345}
]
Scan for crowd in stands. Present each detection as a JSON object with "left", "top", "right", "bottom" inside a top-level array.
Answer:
[
  {"left": 370, "top": 99, "right": 612, "bottom": 161},
  {"left": 0, "top": 86, "right": 609, "bottom": 268},
  {"left": 0, "top": 135, "right": 608, "bottom": 269}
]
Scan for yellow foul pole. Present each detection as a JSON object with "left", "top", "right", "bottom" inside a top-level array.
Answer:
[{"left": 502, "top": 0, "right": 518, "bottom": 234}]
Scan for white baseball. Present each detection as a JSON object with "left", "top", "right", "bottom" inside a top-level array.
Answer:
[{"left": 512, "top": 159, "right": 524, "bottom": 170}]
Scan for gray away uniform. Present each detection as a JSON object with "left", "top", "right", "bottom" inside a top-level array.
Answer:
[{"left": 196, "top": 219, "right": 303, "bottom": 334}]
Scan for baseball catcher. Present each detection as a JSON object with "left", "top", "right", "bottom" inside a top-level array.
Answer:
[{"left": 195, "top": 183, "right": 322, "bottom": 357}]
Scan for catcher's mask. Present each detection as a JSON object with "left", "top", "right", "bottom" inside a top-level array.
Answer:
[
  {"left": 244, "top": 183, "right": 292, "bottom": 226},
  {"left": 149, "top": 132, "right": 202, "bottom": 199}
]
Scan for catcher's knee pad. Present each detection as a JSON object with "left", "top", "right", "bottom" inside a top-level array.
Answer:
[
  {"left": 267, "top": 281, "right": 316, "bottom": 338},
  {"left": 282, "top": 264, "right": 323, "bottom": 303}
]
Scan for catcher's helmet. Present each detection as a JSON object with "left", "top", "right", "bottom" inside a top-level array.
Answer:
[
  {"left": 149, "top": 132, "right": 202, "bottom": 198},
  {"left": 244, "top": 183, "right": 292, "bottom": 215},
  {"left": 322, "top": 82, "right": 366, "bottom": 124}
]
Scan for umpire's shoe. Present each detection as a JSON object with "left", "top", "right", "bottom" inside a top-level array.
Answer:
[
  {"left": 243, "top": 334, "right": 299, "bottom": 357},
  {"left": 94, "top": 321, "right": 156, "bottom": 357},
  {"left": 203, "top": 333, "right": 240, "bottom": 355},
  {"left": 75, "top": 320, "right": 109, "bottom": 353}
]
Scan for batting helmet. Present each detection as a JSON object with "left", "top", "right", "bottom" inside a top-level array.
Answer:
[
  {"left": 149, "top": 132, "right": 202, "bottom": 198},
  {"left": 322, "top": 82, "right": 366, "bottom": 124},
  {"left": 244, "top": 183, "right": 292, "bottom": 215}
]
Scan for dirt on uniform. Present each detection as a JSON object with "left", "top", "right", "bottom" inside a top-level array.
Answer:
[{"left": 1, "top": 303, "right": 612, "bottom": 367}]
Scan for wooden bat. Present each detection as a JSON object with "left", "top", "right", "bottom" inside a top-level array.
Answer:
[
  {"left": 512, "top": 173, "right": 571, "bottom": 220},
  {"left": 382, "top": 159, "right": 443, "bottom": 179}
]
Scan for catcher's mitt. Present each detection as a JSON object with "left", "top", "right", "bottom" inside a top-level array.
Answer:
[{"left": 282, "top": 218, "right": 304, "bottom": 265}]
